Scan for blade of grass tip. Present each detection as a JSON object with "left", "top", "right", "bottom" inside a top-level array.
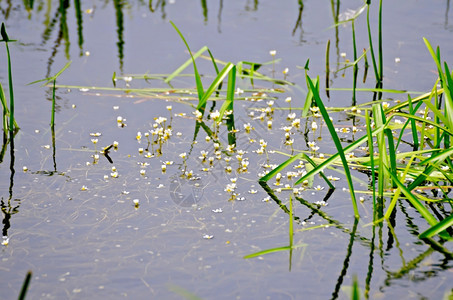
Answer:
[
  {"left": 260, "top": 153, "right": 305, "bottom": 182},
  {"left": 384, "top": 166, "right": 451, "bottom": 240},
  {"left": 423, "top": 38, "right": 444, "bottom": 80},
  {"left": 424, "top": 40, "right": 453, "bottom": 128},
  {"left": 305, "top": 75, "right": 359, "bottom": 218},
  {"left": 207, "top": 49, "right": 220, "bottom": 75},
  {"left": 419, "top": 213, "right": 453, "bottom": 239},
  {"left": 301, "top": 58, "right": 314, "bottom": 118},
  {"left": 165, "top": 46, "right": 209, "bottom": 84},
  {"left": 169, "top": 21, "right": 204, "bottom": 102}
]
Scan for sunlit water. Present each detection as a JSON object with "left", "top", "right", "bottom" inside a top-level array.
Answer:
[{"left": 1, "top": 1, "right": 453, "bottom": 299}]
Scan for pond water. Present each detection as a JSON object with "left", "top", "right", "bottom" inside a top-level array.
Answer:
[{"left": 1, "top": 1, "right": 453, "bottom": 299}]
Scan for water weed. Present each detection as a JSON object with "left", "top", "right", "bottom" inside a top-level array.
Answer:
[{"left": 0, "top": 23, "right": 19, "bottom": 133}]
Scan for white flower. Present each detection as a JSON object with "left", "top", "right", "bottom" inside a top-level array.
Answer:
[
  {"left": 287, "top": 113, "right": 296, "bottom": 120},
  {"left": 269, "top": 50, "right": 277, "bottom": 56},
  {"left": 314, "top": 185, "right": 324, "bottom": 191},
  {"left": 210, "top": 110, "right": 220, "bottom": 121},
  {"left": 193, "top": 110, "right": 203, "bottom": 119},
  {"left": 311, "top": 122, "right": 318, "bottom": 131}
]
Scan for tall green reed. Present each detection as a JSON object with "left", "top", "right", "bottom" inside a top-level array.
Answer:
[{"left": 0, "top": 23, "right": 19, "bottom": 133}]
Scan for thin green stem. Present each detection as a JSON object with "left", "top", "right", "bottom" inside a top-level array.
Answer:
[
  {"left": 5, "top": 42, "right": 15, "bottom": 133},
  {"left": 51, "top": 79, "right": 56, "bottom": 128},
  {"left": 366, "top": 3, "right": 379, "bottom": 83}
]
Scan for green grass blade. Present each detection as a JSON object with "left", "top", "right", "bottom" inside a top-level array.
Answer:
[
  {"left": 207, "top": 48, "right": 220, "bottom": 75},
  {"left": 384, "top": 166, "right": 450, "bottom": 240},
  {"left": 5, "top": 42, "right": 16, "bottom": 132},
  {"left": 218, "top": 65, "right": 236, "bottom": 121},
  {"left": 419, "top": 147, "right": 453, "bottom": 166},
  {"left": 197, "top": 63, "right": 234, "bottom": 111},
  {"left": 302, "top": 153, "right": 335, "bottom": 189},
  {"left": 169, "top": 21, "right": 204, "bottom": 101},
  {"left": 260, "top": 153, "right": 304, "bottom": 182},
  {"left": 301, "top": 77, "right": 317, "bottom": 118},
  {"left": 243, "top": 244, "right": 306, "bottom": 259},
  {"left": 294, "top": 125, "right": 385, "bottom": 186},
  {"left": 365, "top": 112, "right": 376, "bottom": 212},
  {"left": 383, "top": 155, "right": 416, "bottom": 220},
  {"left": 419, "top": 213, "right": 453, "bottom": 239},
  {"left": 408, "top": 95, "right": 419, "bottom": 149},
  {"left": 305, "top": 75, "right": 359, "bottom": 218},
  {"left": 164, "top": 46, "right": 209, "bottom": 84}
]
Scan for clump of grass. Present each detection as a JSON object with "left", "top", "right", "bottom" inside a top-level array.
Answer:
[
  {"left": 262, "top": 38, "right": 453, "bottom": 240},
  {"left": 0, "top": 22, "right": 19, "bottom": 134}
]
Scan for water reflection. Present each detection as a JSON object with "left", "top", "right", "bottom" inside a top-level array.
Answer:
[
  {"left": 258, "top": 178, "right": 453, "bottom": 298},
  {"left": 1, "top": 131, "right": 19, "bottom": 246},
  {"left": 291, "top": 1, "right": 304, "bottom": 42},
  {"left": 113, "top": 0, "right": 125, "bottom": 72}
]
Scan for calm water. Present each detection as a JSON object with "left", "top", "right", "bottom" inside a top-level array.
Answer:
[{"left": 1, "top": 1, "right": 453, "bottom": 299}]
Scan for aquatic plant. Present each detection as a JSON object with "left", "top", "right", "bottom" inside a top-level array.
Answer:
[
  {"left": 0, "top": 23, "right": 19, "bottom": 133},
  {"left": 29, "top": 61, "right": 72, "bottom": 129}
]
